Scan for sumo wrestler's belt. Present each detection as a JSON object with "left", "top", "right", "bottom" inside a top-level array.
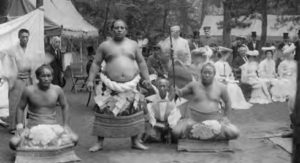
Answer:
[{"left": 94, "top": 73, "right": 145, "bottom": 116}]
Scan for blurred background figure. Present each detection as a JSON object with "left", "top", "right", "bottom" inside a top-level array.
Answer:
[
  {"left": 136, "top": 31, "right": 149, "bottom": 58},
  {"left": 47, "top": 36, "right": 65, "bottom": 87}
]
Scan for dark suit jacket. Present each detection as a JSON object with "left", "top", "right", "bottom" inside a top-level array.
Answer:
[
  {"left": 46, "top": 46, "right": 64, "bottom": 86},
  {"left": 247, "top": 40, "right": 261, "bottom": 51},
  {"left": 232, "top": 55, "right": 247, "bottom": 80},
  {"left": 294, "top": 40, "right": 300, "bottom": 62}
]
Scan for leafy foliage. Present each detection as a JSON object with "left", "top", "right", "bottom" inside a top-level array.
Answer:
[{"left": 72, "top": 0, "right": 206, "bottom": 41}]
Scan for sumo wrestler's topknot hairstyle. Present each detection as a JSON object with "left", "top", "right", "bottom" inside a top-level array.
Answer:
[
  {"left": 110, "top": 19, "right": 128, "bottom": 30},
  {"left": 35, "top": 64, "right": 54, "bottom": 77},
  {"left": 201, "top": 62, "right": 216, "bottom": 74}
]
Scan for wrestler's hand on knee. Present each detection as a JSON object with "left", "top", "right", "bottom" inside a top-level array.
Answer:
[
  {"left": 142, "top": 80, "right": 152, "bottom": 89},
  {"left": 220, "top": 117, "right": 230, "bottom": 125}
]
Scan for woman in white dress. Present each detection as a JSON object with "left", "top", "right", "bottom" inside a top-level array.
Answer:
[
  {"left": 214, "top": 47, "right": 252, "bottom": 109},
  {"left": 270, "top": 44, "right": 297, "bottom": 102},
  {"left": 258, "top": 46, "right": 277, "bottom": 80},
  {"left": 241, "top": 50, "right": 272, "bottom": 104}
]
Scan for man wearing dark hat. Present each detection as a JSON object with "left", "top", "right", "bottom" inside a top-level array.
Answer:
[
  {"left": 279, "top": 33, "right": 292, "bottom": 50},
  {"left": 294, "top": 30, "right": 300, "bottom": 62},
  {"left": 247, "top": 32, "right": 261, "bottom": 51},
  {"left": 277, "top": 33, "right": 294, "bottom": 68},
  {"left": 200, "top": 26, "right": 217, "bottom": 47}
]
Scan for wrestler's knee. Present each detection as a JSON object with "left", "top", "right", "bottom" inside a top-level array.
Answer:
[
  {"left": 9, "top": 135, "right": 21, "bottom": 150},
  {"left": 223, "top": 123, "right": 240, "bottom": 140},
  {"left": 171, "top": 119, "right": 195, "bottom": 138}
]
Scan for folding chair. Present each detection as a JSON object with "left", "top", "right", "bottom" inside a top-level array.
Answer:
[{"left": 70, "top": 63, "right": 88, "bottom": 93}]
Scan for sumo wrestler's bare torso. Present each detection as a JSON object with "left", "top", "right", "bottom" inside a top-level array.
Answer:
[
  {"left": 102, "top": 39, "right": 139, "bottom": 83},
  {"left": 188, "top": 81, "right": 223, "bottom": 114},
  {"left": 26, "top": 85, "right": 60, "bottom": 115}
]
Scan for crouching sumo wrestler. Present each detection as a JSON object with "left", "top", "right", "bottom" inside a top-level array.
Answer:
[
  {"left": 171, "top": 63, "right": 240, "bottom": 141},
  {"left": 87, "top": 19, "right": 151, "bottom": 152},
  {"left": 9, "top": 65, "right": 79, "bottom": 162}
]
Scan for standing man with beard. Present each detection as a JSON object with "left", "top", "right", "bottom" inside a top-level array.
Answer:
[
  {"left": 47, "top": 36, "right": 64, "bottom": 87},
  {"left": 87, "top": 19, "right": 151, "bottom": 151}
]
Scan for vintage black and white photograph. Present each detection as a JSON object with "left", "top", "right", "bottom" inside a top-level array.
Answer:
[{"left": 0, "top": 0, "right": 299, "bottom": 162}]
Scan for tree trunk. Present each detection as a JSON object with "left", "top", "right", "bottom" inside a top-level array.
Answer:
[
  {"left": 199, "top": 0, "right": 208, "bottom": 28},
  {"left": 0, "top": 0, "right": 9, "bottom": 24},
  {"left": 102, "top": 0, "right": 112, "bottom": 39},
  {"left": 261, "top": 0, "right": 267, "bottom": 47},
  {"left": 178, "top": 1, "right": 190, "bottom": 35},
  {"left": 162, "top": 0, "right": 170, "bottom": 33},
  {"left": 223, "top": 0, "right": 232, "bottom": 47}
]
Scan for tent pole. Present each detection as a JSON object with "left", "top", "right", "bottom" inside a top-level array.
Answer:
[{"left": 80, "top": 35, "right": 83, "bottom": 73}]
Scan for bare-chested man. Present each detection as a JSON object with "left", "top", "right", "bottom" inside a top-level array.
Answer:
[
  {"left": 172, "top": 62, "right": 239, "bottom": 140},
  {"left": 87, "top": 19, "right": 151, "bottom": 151},
  {"left": 10, "top": 64, "right": 78, "bottom": 150}
]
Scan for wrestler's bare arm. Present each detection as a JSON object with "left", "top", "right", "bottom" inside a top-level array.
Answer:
[
  {"left": 178, "top": 82, "right": 194, "bottom": 97},
  {"left": 16, "top": 87, "right": 30, "bottom": 126},
  {"left": 56, "top": 86, "right": 70, "bottom": 127},
  {"left": 220, "top": 84, "right": 231, "bottom": 117},
  {"left": 134, "top": 42, "right": 150, "bottom": 81},
  {"left": 87, "top": 43, "right": 105, "bottom": 82}
]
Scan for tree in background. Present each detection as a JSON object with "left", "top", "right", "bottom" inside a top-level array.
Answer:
[
  {"left": 0, "top": 0, "right": 9, "bottom": 24},
  {"left": 72, "top": 0, "right": 206, "bottom": 42},
  {"left": 220, "top": 0, "right": 300, "bottom": 47}
]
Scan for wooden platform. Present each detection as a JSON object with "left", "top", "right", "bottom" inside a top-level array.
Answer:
[
  {"left": 269, "top": 137, "right": 292, "bottom": 154},
  {"left": 178, "top": 139, "right": 233, "bottom": 152},
  {"left": 15, "top": 144, "right": 81, "bottom": 163}
]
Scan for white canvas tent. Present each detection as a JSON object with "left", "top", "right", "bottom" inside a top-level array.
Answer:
[
  {"left": 7, "top": 0, "right": 99, "bottom": 38},
  {"left": 200, "top": 15, "right": 300, "bottom": 39},
  {"left": 28, "top": 0, "right": 98, "bottom": 38},
  {"left": 0, "top": 8, "right": 45, "bottom": 80}
]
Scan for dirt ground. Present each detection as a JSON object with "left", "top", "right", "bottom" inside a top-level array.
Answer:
[{"left": 0, "top": 81, "right": 292, "bottom": 163}]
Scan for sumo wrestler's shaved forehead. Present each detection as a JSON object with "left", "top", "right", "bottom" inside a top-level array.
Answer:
[
  {"left": 111, "top": 19, "right": 128, "bottom": 30},
  {"left": 157, "top": 78, "right": 169, "bottom": 86},
  {"left": 201, "top": 62, "right": 216, "bottom": 74}
]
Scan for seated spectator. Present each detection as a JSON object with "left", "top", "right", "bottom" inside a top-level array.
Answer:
[
  {"left": 240, "top": 50, "right": 272, "bottom": 104},
  {"left": 270, "top": 44, "right": 297, "bottom": 102},
  {"left": 258, "top": 46, "right": 277, "bottom": 80},
  {"left": 214, "top": 47, "right": 252, "bottom": 110}
]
